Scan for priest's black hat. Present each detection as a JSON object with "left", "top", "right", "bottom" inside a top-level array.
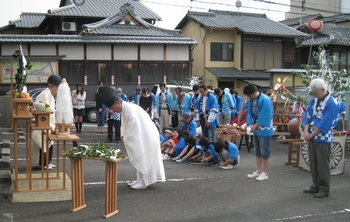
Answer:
[
  {"left": 47, "top": 75, "right": 62, "bottom": 86},
  {"left": 96, "top": 86, "right": 118, "bottom": 108}
]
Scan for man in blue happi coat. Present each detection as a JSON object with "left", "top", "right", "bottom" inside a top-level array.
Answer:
[
  {"left": 195, "top": 84, "right": 219, "bottom": 142},
  {"left": 301, "top": 79, "right": 339, "bottom": 198}
]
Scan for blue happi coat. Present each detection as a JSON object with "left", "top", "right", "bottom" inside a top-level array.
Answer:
[
  {"left": 180, "top": 119, "right": 197, "bottom": 136},
  {"left": 301, "top": 92, "right": 339, "bottom": 144},
  {"left": 215, "top": 91, "right": 235, "bottom": 115},
  {"left": 156, "top": 91, "right": 174, "bottom": 117},
  {"left": 246, "top": 92, "right": 274, "bottom": 137},
  {"left": 233, "top": 95, "right": 243, "bottom": 115},
  {"left": 174, "top": 93, "right": 191, "bottom": 116},
  {"left": 195, "top": 93, "right": 219, "bottom": 128}
]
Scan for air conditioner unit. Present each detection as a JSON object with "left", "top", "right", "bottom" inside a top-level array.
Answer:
[{"left": 62, "top": 22, "right": 76, "bottom": 32}]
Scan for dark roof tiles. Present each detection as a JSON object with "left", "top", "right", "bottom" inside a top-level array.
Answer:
[
  {"left": 81, "top": 3, "right": 180, "bottom": 38},
  {"left": 48, "top": 0, "right": 161, "bottom": 21},
  {"left": 297, "top": 25, "right": 350, "bottom": 47},
  {"left": 182, "top": 10, "right": 306, "bottom": 37},
  {"left": 9, "top": 13, "right": 46, "bottom": 28},
  {"left": 280, "top": 13, "right": 350, "bottom": 26}
]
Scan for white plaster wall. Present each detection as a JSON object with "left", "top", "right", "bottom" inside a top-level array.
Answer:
[
  {"left": 86, "top": 44, "right": 111, "bottom": 60},
  {"left": 114, "top": 44, "right": 138, "bottom": 60},
  {"left": 166, "top": 45, "right": 189, "bottom": 61},
  {"left": 30, "top": 43, "right": 56, "bottom": 56},
  {"left": 140, "top": 45, "right": 163, "bottom": 60},
  {"left": 59, "top": 44, "right": 84, "bottom": 60},
  {"left": 1, "top": 43, "right": 29, "bottom": 56}
]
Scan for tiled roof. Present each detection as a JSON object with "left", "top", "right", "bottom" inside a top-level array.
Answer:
[
  {"left": 280, "top": 13, "right": 350, "bottom": 26},
  {"left": 0, "top": 34, "right": 197, "bottom": 45},
  {"left": 82, "top": 3, "right": 180, "bottom": 37},
  {"left": 297, "top": 25, "right": 350, "bottom": 47},
  {"left": 83, "top": 25, "right": 181, "bottom": 37},
  {"left": 178, "top": 10, "right": 307, "bottom": 38},
  {"left": 8, "top": 13, "right": 46, "bottom": 28},
  {"left": 48, "top": 0, "right": 161, "bottom": 21},
  {"left": 279, "top": 14, "right": 321, "bottom": 26}
]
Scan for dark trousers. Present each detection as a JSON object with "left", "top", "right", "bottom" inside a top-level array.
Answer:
[
  {"left": 308, "top": 140, "right": 331, "bottom": 194},
  {"left": 200, "top": 117, "right": 208, "bottom": 138},
  {"left": 39, "top": 145, "right": 53, "bottom": 166},
  {"left": 107, "top": 119, "right": 121, "bottom": 142},
  {"left": 172, "top": 111, "right": 178, "bottom": 128}
]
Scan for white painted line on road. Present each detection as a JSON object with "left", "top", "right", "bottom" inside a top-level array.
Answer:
[
  {"left": 84, "top": 176, "right": 231, "bottom": 186},
  {"left": 274, "top": 209, "right": 350, "bottom": 221}
]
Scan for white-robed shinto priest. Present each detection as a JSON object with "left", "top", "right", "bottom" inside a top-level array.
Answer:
[{"left": 96, "top": 86, "right": 166, "bottom": 190}]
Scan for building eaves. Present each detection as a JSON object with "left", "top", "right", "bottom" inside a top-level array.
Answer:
[
  {"left": 83, "top": 25, "right": 181, "bottom": 37},
  {"left": 206, "top": 67, "right": 270, "bottom": 79},
  {"left": 183, "top": 10, "right": 306, "bottom": 38},
  {"left": 266, "top": 68, "right": 307, "bottom": 73},
  {"left": 47, "top": 0, "right": 162, "bottom": 21},
  {"left": 297, "top": 25, "right": 350, "bottom": 47},
  {"left": 0, "top": 34, "right": 197, "bottom": 45}
]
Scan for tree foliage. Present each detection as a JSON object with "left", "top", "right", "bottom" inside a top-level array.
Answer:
[
  {"left": 12, "top": 43, "right": 32, "bottom": 92},
  {"left": 293, "top": 46, "right": 350, "bottom": 101}
]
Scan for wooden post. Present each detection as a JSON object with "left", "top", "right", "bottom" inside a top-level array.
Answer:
[
  {"left": 70, "top": 158, "right": 86, "bottom": 212},
  {"left": 103, "top": 161, "right": 118, "bottom": 218}
]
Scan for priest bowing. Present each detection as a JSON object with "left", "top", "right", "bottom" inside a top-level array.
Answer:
[{"left": 96, "top": 87, "right": 166, "bottom": 189}]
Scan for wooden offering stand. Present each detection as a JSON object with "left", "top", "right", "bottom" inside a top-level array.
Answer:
[
  {"left": 13, "top": 98, "right": 32, "bottom": 116},
  {"left": 32, "top": 110, "right": 52, "bottom": 128},
  {"left": 56, "top": 123, "right": 73, "bottom": 138},
  {"left": 70, "top": 157, "right": 126, "bottom": 218}
]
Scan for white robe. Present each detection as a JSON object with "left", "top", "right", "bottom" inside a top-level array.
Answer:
[
  {"left": 32, "top": 88, "right": 55, "bottom": 163},
  {"left": 120, "top": 102, "right": 166, "bottom": 186}
]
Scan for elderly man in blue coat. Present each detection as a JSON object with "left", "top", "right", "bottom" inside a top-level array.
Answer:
[{"left": 301, "top": 79, "right": 339, "bottom": 198}]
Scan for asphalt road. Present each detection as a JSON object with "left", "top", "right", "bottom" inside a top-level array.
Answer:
[{"left": 1, "top": 124, "right": 350, "bottom": 222}]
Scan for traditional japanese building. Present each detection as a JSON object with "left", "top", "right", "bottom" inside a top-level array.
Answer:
[{"left": 0, "top": 0, "right": 197, "bottom": 98}]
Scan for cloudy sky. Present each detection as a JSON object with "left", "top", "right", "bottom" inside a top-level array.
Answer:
[{"left": 0, "top": 0, "right": 290, "bottom": 29}]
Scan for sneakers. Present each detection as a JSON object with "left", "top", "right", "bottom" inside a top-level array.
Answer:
[
  {"left": 44, "top": 165, "right": 53, "bottom": 170},
  {"left": 172, "top": 156, "right": 181, "bottom": 161},
  {"left": 162, "top": 154, "right": 171, "bottom": 160},
  {"left": 247, "top": 171, "right": 260, "bottom": 179},
  {"left": 220, "top": 165, "right": 234, "bottom": 170},
  {"left": 255, "top": 172, "right": 268, "bottom": 181},
  {"left": 176, "top": 158, "right": 186, "bottom": 163},
  {"left": 49, "top": 164, "right": 56, "bottom": 168}
]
